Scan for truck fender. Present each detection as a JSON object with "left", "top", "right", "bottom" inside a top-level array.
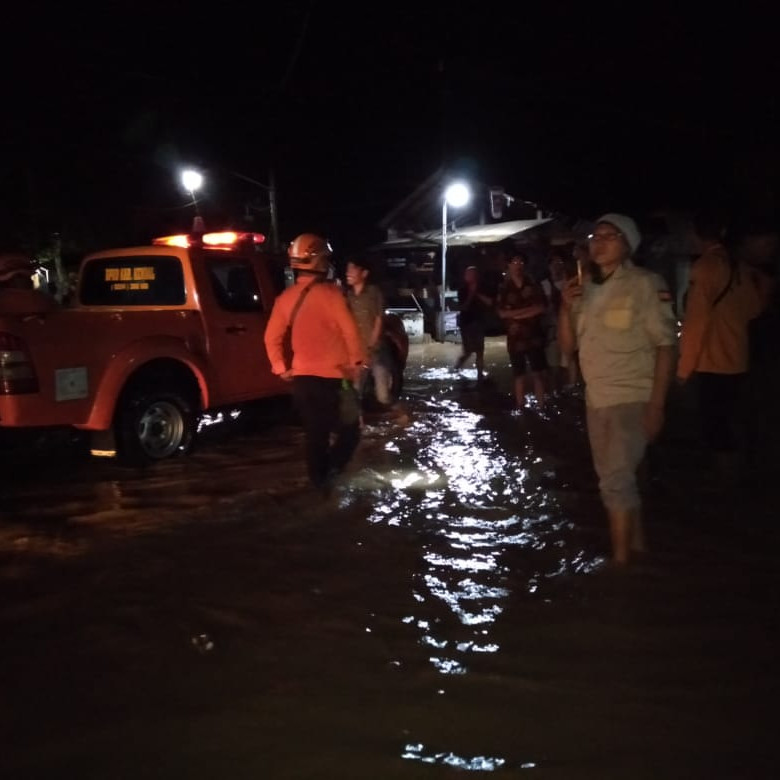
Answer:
[{"left": 82, "top": 337, "right": 212, "bottom": 430}]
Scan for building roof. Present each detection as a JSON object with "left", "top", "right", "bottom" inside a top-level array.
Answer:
[
  {"left": 377, "top": 165, "right": 548, "bottom": 240},
  {"left": 372, "top": 218, "right": 553, "bottom": 250}
]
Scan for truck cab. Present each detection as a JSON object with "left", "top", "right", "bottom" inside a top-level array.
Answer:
[{"left": 1, "top": 230, "right": 292, "bottom": 464}]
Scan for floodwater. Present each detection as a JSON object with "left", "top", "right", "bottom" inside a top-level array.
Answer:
[{"left": 1, "top": 337, "right": 778, "bottom": 779}]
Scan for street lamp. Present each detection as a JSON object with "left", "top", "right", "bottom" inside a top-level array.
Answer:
[
  {"left": 439, "top": 181, "right": 471, "bottom": 341},
  {"left": 180, "top": 169, "right": 203, "bottom": 207},
  {"left": 180, "top": 168, "right": 205, "bottom": 232}
]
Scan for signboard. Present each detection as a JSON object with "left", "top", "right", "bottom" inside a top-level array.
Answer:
[{"left": 104, "top": 266, "right": 156, "bottom": 291}]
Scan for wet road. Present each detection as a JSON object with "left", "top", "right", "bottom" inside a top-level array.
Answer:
[{"left": 1, "top": 337, "right": 778, "bottom": 779}]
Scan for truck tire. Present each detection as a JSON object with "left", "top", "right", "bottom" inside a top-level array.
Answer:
[{"left": 115, "top": 388, "right": 197, "bottom": 466}]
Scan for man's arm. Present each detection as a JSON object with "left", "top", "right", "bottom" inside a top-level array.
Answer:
[
  {"left": 370, "top": 314, "right": 383, "bottom": 352},
  {"left": 334, "top": 292, "right": 367, "bottom": 380},
  {"left": 643, "top": 271, "right": 678, "bottom": 439},
  {"left": 498, "top": 304, "right": 545, "bottom": 319},
  {"left": 557, "top": 278, "right": 581, "bottom": 357},
  {"left": 459, "top": 286, "right": 475, "bottom": 309},
  {"left": 263, "top": 298, "right": 291, "bottom": 376},
  {"left": 650, "top": 345, "right": 676, "bottom": 407},
  {"left": 645, "top": 345, "right": 675, "bottom": 441},
  {"left": 498, "top": 283, "right": 546, "bottom": 320},
  {"left": 676, "top": 272, "right": 710, "bottom": 381},
  {"left": 475, "top": 289, "right": 493, "bottom": 307},
  {"left": 369, "top": 286, "right": 384, "bottom": 353}
]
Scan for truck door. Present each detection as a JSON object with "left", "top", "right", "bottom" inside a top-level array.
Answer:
[{"left": 201, "top": 255, "right": 286, "bottom": 404}]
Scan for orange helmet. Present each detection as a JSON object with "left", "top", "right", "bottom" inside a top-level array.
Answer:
[
  {"left": 288, "top": 233, "right": 332, "bottom": 272},
  {"left": 0, "top": 252, "right": 33, "bottom": 283}
]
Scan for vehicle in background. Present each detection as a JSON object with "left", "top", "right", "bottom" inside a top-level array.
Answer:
[{"left": 0, "top": 229, "right": 290, "bottom": 465}]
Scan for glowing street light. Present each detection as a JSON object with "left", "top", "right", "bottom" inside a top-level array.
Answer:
[
  {"left": 180, "top": 168, "right": 205, "bottom": 232},
  {"left": 180, "top": 168, "right": 204, "bottom": 210},
  {"left": 439, "top": 181, "right": 471, "bottom": 341}
]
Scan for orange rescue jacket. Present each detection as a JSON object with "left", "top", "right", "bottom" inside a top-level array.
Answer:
[
  {"left": 264, "top": 276, "right": 365, "bottom": 378},
  {"left": 677, "top": 244, "right": 764, "bottom": 379}
]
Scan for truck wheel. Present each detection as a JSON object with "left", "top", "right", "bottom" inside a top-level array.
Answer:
[{"left": 115, "top": 389, "right": 196, "bottom": 465}]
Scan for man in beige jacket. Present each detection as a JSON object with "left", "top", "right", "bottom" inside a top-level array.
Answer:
[{"left": 558, "top": 214, "right": 676, "bottom": 566}]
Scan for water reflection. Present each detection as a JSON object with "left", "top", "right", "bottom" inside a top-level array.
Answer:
[
  {"left": 338, "top": 357, "right": 604, "bottom": 769},
  {"left": 354, "top": 377, "right": 602, "bottom": 693},
  {"left": 402, "top": 742, "right": 513, "bottom": 770}
]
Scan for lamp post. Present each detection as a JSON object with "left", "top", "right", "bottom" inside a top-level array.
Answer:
[
  {"left": 180, "top": 168, "right": 204, "bottom": 232},
  {"left": 439, "top": 181, "right": 471, "bottom": 342}
]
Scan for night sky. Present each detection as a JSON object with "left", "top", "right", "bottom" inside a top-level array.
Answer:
[{"left": 2, "top": 2, "right": 778, "bottom": 257}]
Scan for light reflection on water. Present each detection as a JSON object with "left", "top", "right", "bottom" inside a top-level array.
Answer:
[
  {"left": 348, "top": 360, "right": 606, "bottom": 770},
  {"left": 402, "top": 742, "right": 510, "bottom": 770},
  {"left": 356, "top": 389, "right": 602, "bottom": 688}
]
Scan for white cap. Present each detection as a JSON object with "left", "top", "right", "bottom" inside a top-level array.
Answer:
[{"left": 596, "top": 213, "right": 641, "bottom": 255}]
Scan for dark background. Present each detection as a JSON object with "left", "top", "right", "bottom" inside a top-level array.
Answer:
[{"left": 1, "top": 1, "right": 778, "bottom": 258}]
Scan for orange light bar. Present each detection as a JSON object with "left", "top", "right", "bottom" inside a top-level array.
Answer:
[
  {"left": 152, "top": 232, "right": 266, "bottom": 248},
  {"left": 203, "top": 231, "right": 238, "bottom": 246},
  {"left": 153, "top": 234, "right": 191, "bottom": 248}
]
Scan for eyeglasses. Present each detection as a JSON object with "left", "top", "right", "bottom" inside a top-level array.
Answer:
[{"left": 588, "top": 231, "right": 623, "bottom": 242}]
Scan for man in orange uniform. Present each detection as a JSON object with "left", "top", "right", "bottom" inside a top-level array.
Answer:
[
  {"left": 677, "top": 213, "right": 765, "bottom": 482},
  {"left": 264, "top": 234, "right": 366, "bottom": 494}
]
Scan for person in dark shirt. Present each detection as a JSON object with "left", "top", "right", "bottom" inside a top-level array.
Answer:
[
  {"left": 345, "top": 255, "right": 393, "bottom": 407},
  {"left": 454, "top": 266, "right": 493, "bottom": 383},
  {"left": 496, "top": 252, "right": 549, "bottom": 409}
]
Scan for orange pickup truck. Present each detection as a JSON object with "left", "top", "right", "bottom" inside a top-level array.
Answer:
[
  {"left": 0, "top": 229, "right": 410, "bottom": 466},
  {"left": 0, "top": 230, "right": 294, "bottom": 465}
]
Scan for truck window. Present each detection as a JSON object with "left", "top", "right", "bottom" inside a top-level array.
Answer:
[
  {"left": 80, "top": 256, "right": 186, "bottom": 306},
  {"left": 208, "top": 260, "right": 265, "bottom": 313}
]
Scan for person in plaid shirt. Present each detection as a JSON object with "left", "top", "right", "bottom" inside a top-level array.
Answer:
[{"left": 496, "top": 251, "right": 550, "bottom": 409}]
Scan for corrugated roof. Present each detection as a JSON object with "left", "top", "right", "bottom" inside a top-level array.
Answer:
[{"left": 373, "top": 218, "right": 553, "bottom": 249}]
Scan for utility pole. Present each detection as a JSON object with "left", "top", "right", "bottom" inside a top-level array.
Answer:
[
  {"left": 52, "top": 232, "right": 66, "bottom": 303},
  {"left": 267, "top": 167, "right": 280, "bottom": 253},
  {"left": 229, "top": 168, "right": 281, "bottom": 253}
]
